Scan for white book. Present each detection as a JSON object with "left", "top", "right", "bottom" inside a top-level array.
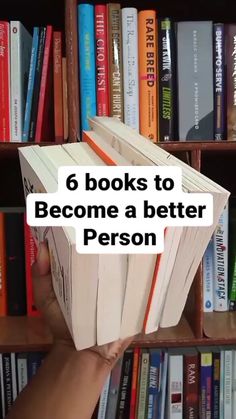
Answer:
[
  {"left": 122, "top": 8, "right": 139, "bottom": 130},
  {"left": 203, "top": 236, "right": 214, "bottom": 312},
  {"left": 213, "top": 203, "right": 229, "bottom": 311},
  {"left": 10, "top": 353, "right": 17, "bottom": 401},
  {"left": 17, "top": 353, "right": 28, "bottom": 393},
  {"left": 167, "top": 351, "right": 183, "bottom": 419},
  {"left": 0, "top": 354, "right": 5, "bottom": 418},
  {"left": 97, "top": 373, "right": 111, "bottom": 419},
  {"left": 224, "top": 350, "right": 233, "bottom": 419},
  {"left": 10, "top": 21, "right": 32, "bottom": 141}
]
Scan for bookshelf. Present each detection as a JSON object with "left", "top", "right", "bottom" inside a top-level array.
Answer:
[{"left": 1, "top": 0, "right": 236, "bottom": 354}]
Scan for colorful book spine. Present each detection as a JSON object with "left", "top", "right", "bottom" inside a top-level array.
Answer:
[
  {"left": 62, "top": 57, "right": 68, "bottom": 141},
  {"left": 138, "top": 10, "right": 157, "bottom": 142},
  {"left": 200, "top": 352, "right": 212, "bottom": 418},
  {"left": 78, "top": 4, "right": 96, "bottom": 131},
  {"left": 226, "top": 24, "right": 236, "bottom": 140},
  {"left": 53, "top": 31, "right": 64, "bottom": 143},
  {"left": 105, "top": 356, "right": 123, "bottom": 419},
  {"left": 95, "top": 5, "right": 109, "bottom": 117},
  {"left": 97, "top": 373, "right": 111, "bottom": 419},
  {"left": 183, "top": 351, "right": 199, "bottom": 418},
  {"left": 129, "top": 348, "right": 140, "bottom": 419},
  {"left": 122, "top": 8, "right": 139, "bottom": 130},
  {"left": 224, "top": 350, "right": 233, "bottom": 419},
  {"left": 229, "top": 201, "right": 236, "bottom": 310},
  {"left": 167, "top": 352, "right": 183, "bottom": 418},
  {"left": 0, "top": 213, "right": 7, "bottom": 316},
  {"left": 203, "top": 236, "right": 214, "bottom": 312},
  {"left": 22, "top": 27, "right": 39, "bottom": 142},
  {"left": 116, "top": 350, "right": 133, "bottom": 418},
  {"left": 212, "top": 351, "right": 220, "bottom": 418},
  {"left": 0, "top": 22, "right": 10, "bottom": 141},
  {"left": 107, "top": 3, "right": 124, "bottom": 121},
  {"left": 213, "top": 203, "right": 229, "bottom": 311},
  {"left": 147, "top": 349, "right": 160, "bottom": 419},
  {"left": 213, "top": 23, "right": 225, "bottom": 140},
  {"left": 177, "top": 21, "right": 214, "bottom": 140},
  {"left": 24, "top": 217, "right": 40, "bottom": 317},
  {"left": 158, "top": 18, "right": 176, "bottom": 141},
  {"left": 137, "top": 350, "right": 150, "bottom": 419}
]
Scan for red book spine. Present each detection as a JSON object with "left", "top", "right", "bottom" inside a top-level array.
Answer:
[
  {"left": 0, "top": 22, "right": 10, "bottom": 141},
  {"left": 95, "top": 5, "right": 109, "bottom": 116},
  {"left": 53, "top": 31, "right": 64, "bottom": 143},
  {"left": 24, "top": 217, "right": 40, "bottom": 317},
  {"left": 35, "top": 25, "right": 53, "bottom": 142},
  {"left": 129, "top": 347, "right": 140, "bottom": 419},
  {"left": 184, "top": 353, "right": 199, "bottom": 418}
]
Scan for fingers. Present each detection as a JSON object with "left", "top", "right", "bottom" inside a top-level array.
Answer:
[{"left": 32, "top": 242, "right": 50, "bottom": 277}]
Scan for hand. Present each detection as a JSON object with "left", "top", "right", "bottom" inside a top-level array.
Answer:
[{"left": 32, "top": 242, "right": 133, "bottom": 367}]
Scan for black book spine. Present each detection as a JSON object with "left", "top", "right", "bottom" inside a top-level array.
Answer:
[
  {"left": 2, "top": 354, "right": 12, "bottom": 415},
  {"left": 158, "top": 18, "right": 176, "bottom": 141},
  {"left": 6, "top": 213, "right": 26, "bottom": 315},
  {"left": 29, "top": 27, "right": 46, "bottom": 141},
  {"left": 116, "top": 350, "right": 133, "bottom": 419},
  {"left": 213, "top": 23, "right": 226, "bottom": 140}
]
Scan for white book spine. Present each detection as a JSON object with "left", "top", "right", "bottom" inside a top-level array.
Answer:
[
  {"left": 220, "top": 350, "right": 224, "bottom": 419},
  {"left": 10, "top": 353, "right": 17, "bottom": 401},
  {"left": 97, "top": 373, "right": 111, "bottom": 419},
  {"left": 168, "top": 354, "right": 183, "bottom": 419},
  {"left": 203, "top": 236, "right": 214, "bottom": 312},
  {"left": 121, "top": 8, "right": 139, "bottom": 131},
  {"left": 232, "top": 350, "right": 236, "bottom": 419},
  {"left": 213, "top": 203, "right": 229, "bottom": 311},
  {"left": 17, "top": 355, "right": 28, "bottom": 393},
  {"left": 0, "top": 354, "right": 5, "bottom": 418},
  {"left": 224, "top": 350, "right": 233, "bottom": 419}
]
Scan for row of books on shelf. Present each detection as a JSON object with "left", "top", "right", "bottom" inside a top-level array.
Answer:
[
  {"left": 98, "top": 346, "right": 236, "bottom": 419},
  {"left": 0, "top": 22, "right": 68, "bottom": 143},
  {"left": 0, "top": 351, "right": 45, "bottom": 418},
  {"left": 70, "top": 5, "right": 236, "bottom": 142},
  {"left": 0, "top": 211, "right": 39, "bottom": 317}
]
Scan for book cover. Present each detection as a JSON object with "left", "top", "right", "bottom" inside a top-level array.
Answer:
[
  {"left": 65, "top": 0, "right": 80, "bottom": 141},
  {"left": 62, "top": 57, "right": 68, "bottom": 141},
  {"left": 22, "top": 27, "right": 40, "bottom": 142},
  {"left": 213, "top": 23, "right": 225, "bottom": 140},
  {"left": 5, "top": 212, "right": 26, "bottom": 316},
  {"left": 105, "top": 356, "right": 123, "bottom": 419},
  {"left": 10, "top": 21, "right": 32, "bottom": 142},
  {"left": 202, "top": 236, "right": 214, "bottom": 312},
  {"left": 0, "top": 213, "right": 7, "bottom": 316},
  {"left": 138, "top": 10, "right": 157, "bottom": 142},
  {"left": 16, "top": 353, "right": 28, "bottom": 394},
  {"left": 183, "top": 349, "right": 199, "bottom": 419},
  {"left": 29, "top": 27, "right": 46, "bottom": 141},
  {"left": 95, "top": 5, "right": 109, "bottom": 117},
  {"left": 177, "top": 21, "right": 214, "bottom": 140},
  {"left": 116, "top": 350, "right": 133, "bottom": 419},
  {"left": 24, "top": 216, "right": 40, "bottom": 317},
  {"left": 107, "top": 3, "right": 124, "bottom": 122},
  {"left": 147, "top": 349, "right": 161, "bottom": 419},
  {"left": 213, "top": 203, "right": 229, "bottom": 311},
  {"left": 158, "top": 18, "right": 176, "bottom": 141},
  {"left": 226, "top": 24, "right": 236, "bottom": 140},
  {"left": 129, "top": 348, "right": 140, "bottom": 419},
  {"left": 137, "top": 350, "right": 150, "bottom": 419},
  {"left": 212, "top": 350, "right": 220, "bottom": 419},
  {"left": 53, "top": 31, "right": 64, "bottom": 143},
  {"left": 78, "top": 4, "right": 96, "bottom": 131},
  {"left": 0, "top": 22, "right": 10, "bottom": 141},
  {"left": 200, "top": 352, "right": 212, "bottom": 418},
  {"left": 229, "top": 199, "right": 236, "bottom": 310},
  {"left": 122, "top": 8, "right": 139, "bottom": 130}
]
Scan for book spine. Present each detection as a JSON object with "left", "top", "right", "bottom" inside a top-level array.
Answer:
[
  {"left": 147, "top": 349, "right": 160, "bottom": 419},
  {"left": 226, "top": 24, "right": 236, "bottom": 140},
  {"left": 200, "top": 353, "right": 212, "bottom": 419},
  {"left": 213, "top": 351, "right": 220, "bottom": 419},
  {"left": 95, "top": 5, "right": 109, "bottom": 117},
  {"left": 213, "top": 203, "right": 229, "bottom": 311},
  {"left": 62, "top": 57, "right": 69, "bottom": 141},
  {"left": 16, "top": 353, "right": 28, "bottom": 394},
  {"left": 122, "top": 8, "right": 139, "bottom": 130},
  {"left": 167, "top": 354, "right": 183, "bottom": 419},
  {"left": 27, "top": 352, "right": 44, "bottom": 381},
  {"left": 203, "top": 236, "right": 214, "bottom": 312},
  {"left": 137, "top": 351, "right": 150, "bottom": 419},
  {"left": 220, "top": 350, "right": 224, "bottom": 418},
  {"left": 5, "top": 212, "right": 26, "bottom": 316},
  {"left": 35, "top": 25, "right": 53, "bottom": 142},
  {"left": 0, "top": 22, "right": 10, "bottom": 141},
  {"left": 2, "top": 353, "right": 13, "bottom": 414},
  {"left": 107, "top": 3, "right": 124, "bottom": 122},
  {"left": 116, "top": 350, "right": 133, "bottom": 419},
  {"left": 183, "top": 353, "right": 199, "bottom": 418},
  {"left": 232, "top": 350, "right": 236, "bottom": 418},
  {"left": 0, "top": 354, "right": 5, "bottom": 418},
  {"left": 29, "top": 27, "right": 46, "bottom": 141},
  {"left": 10, "top": 354, "right": 17, "bottom": 402},
  {"left": 213, "top": 23, "right": 225, "bottom": 140},
  {"left": 22, "top": 27, "right": 39, "bottom": 142},
  {"left": 65, "top": 0, "right": 80, "bottom": 141},
  {"left": 229, "top": 203, "right": 236, "bottom": 310},
  {"left": 105, "top": 356, "right": 123, "bottom": 419},
  {"left": 24, "top": 216, "right": 40, "bottom": 317},
  {"left": 158, "top": 18, "right": 176, "bottom": 141},
  {"left": 78, "top": 4, "right": 96, "bottom": 131},
  {"left": 224, "top": 350, "right": 233, "bottom": 419},
  {"left": 0, "top": 213, "right": 7, "bottom": 316},
  {"left": 160, "top": 352, "right": 168, "bottom": 419},
  {"left": 97, "top": 373, "right": 111, "bottom": 419},
  {"left": 177, "top": 22, "right": 214, "bottom": 140},
  {"left": 138, "top": 10, "right": 158, "bottom": 142},
  {"left": 129, "top": 348, "right": 140, "bottom": 419},
  {"left": 53, "top": 31, "right": 64, "bottom": 143},
  {"left": 10, "top": 22, "right": 21, "bottom": 141}
]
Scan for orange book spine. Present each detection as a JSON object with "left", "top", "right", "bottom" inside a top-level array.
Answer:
[
  {"left": 53, "top": 31, "right": 64, "bottom": 143},
  {"left": 130, "top": 347, "right": 140, "bottom": 419},
  {"left": 138, "top": 10, "right": 158, "bottom": 142},
  {"left": 83, "top": 131, "right": 116, "bottom": 166},
  {"left": 0, "top": 213, "right": 7, "bottom": 316}
]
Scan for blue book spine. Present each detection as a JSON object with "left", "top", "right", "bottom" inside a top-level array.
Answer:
[
  {"left": 147, "top": 349, "right": 161, "bottom": 419},
  {"left": 200, "top": 353, "right": 213, "bottom": 418},
  {"left": 78, "top": 4, "right": 96, "bottom": 131},
  {"left": 22, "top": 27, "right": 39, "bottom": 142},
  {"left": 213, "top": 23, "right": 225, "bottom": 140},
  {"left": 27, "top": 352, "right": 44, "bottom": 381}
]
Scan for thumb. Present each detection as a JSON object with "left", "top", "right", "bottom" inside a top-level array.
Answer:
[{"left": 32, "top": 241, "right": 50, "bottom": 277}]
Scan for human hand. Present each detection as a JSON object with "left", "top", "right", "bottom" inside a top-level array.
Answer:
[{"left": 32, "top": 242, "right": 133, "bottom": 367}]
